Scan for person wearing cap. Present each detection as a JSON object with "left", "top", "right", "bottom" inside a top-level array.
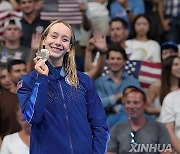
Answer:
[
  {"left": 0, "top": 18, "right": 30, "bottom": 65},
  {"left": 161, "top": 41, "right": 179, "bottom": 62},
  {"left": 0, "top": 0, "right": 13, "bottom": 44}
]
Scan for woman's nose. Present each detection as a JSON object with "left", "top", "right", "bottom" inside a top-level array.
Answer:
[{"left": 55, "top": 38, "right": 62, "bottom": 46}]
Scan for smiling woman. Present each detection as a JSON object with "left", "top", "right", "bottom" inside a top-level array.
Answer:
[{"left": 17, "top": 19, "right": 109, "bottom": 154}]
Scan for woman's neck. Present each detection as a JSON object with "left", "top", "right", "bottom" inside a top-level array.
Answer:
[
  {"left": 170, "top": 76, "right": 180, "bottom": 91},
  {"left": 18, "top": 130, "right": 30, "bottom": 147},
  {"left": 135, "top": 35, "right": 148, "bottom": 42},
  {"left": 48, "top": 58, "right": 63, "bottom": 67}
]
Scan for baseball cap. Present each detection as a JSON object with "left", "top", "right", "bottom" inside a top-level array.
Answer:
[
  {"left": 4, "top": 18, "right": 22, "bottom": 30},
  {"left": 161, "top": 41, "right": 178, "bottom": 52}
]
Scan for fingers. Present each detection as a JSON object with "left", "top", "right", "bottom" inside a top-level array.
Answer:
[
  {"left": 93, "top": 31, "right": 106, "bottom": 42},
  {"left": 34, "top": 57, "right": 49, "bottom": 76}
]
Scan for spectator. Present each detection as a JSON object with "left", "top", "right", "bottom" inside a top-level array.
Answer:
[
  {"left": 108, "top": 17, "right": 129, "bottom": 47},
  {"left": 18, "top": 0, "right": 50, "bottom": 48},
  {"left": 143, "top": 0, "right": 161, "bottom": 42},
  {"left": 158, "top": 0, "right": 180, "bottom": 44},
  {"left": 108, "top": 85, "right": 154, "bottom": 128},
  {"left": 80, "top": 0, "right": 110, "bottom": 48},
  {"left": 0, "top": 89, "right": 21, "bottom": 139},
  {"left": 0, "top": 66, "right": 13, "bottom": 93},
  {"left": 161, "top": 41, "right": 179, "bottom": 62},
  {"left": 107, "top": 86, "right": 172, "bottom": 154},
  {"left": 0, "top": 59, "right": 27, "bottom": 139},
  {"left": 0, "top": 18, "right": 30, "bottom": 65},
  {"left": 126, "top": 14, "right": 161, "bottom": 63},
  {"left": 0, "top": 0, "right": 13, "bottom": 44},
  {"left": 110, "top": 0, "right": 145, "bottom": 27},
  {"left": 95, "top": 42, "right": 140, "bottom": 127},
  {"left": 160, "top": 89, "right": 180, "bottom": 153},
  {"left": 0, "top": 105, "right": 31, "bottom": 154},
  {"left": 84, "top": 17, "right": 131, "bottom": 76},
  {"left": 84, "top": 32, "right": 108, "bottom": 80},
  {"left": 7, "top": 59, "right": 27, "bottom": 93},
  {"left": 146, "top": 56, "right": 180, "bottom": 120}
]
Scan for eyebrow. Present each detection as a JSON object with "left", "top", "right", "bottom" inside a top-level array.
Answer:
[{"left": 50, "top": 32, "right": 70, "bottom": 38}]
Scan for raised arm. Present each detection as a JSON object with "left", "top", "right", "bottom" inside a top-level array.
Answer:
[
  {"left": 17, "top": 57, "right": 49, "bottom": 124},
  {"left": 157, "top": 0, "right": 170, "bottom": 31},
  {"left": 84, "top": 38, "right": 96, "bottom": 72},
  {"left": 87, "top": 32, "right": 108, "bottom": 80}
]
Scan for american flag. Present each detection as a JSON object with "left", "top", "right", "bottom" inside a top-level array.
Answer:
[
  {"left": 0, "top": 10, "right": 22, "bottom": 43},
  {"left": 124, "top": 60, "right": 162, "bottom": 91},
  {"left": 16, "top": 80, "right": 23, "bottom": 92},
  {"left": 40, "top": 0, "right": 83, "bottom": 25}
]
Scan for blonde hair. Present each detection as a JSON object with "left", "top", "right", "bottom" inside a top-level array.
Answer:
[{"left": 38, "top": 20, "right": 79, "bottom": 88}]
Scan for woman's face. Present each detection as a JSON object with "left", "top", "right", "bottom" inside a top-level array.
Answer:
[
  {"left": 171, "top": 57, "right": 180, "bottom": 78},
  {"left": 0, "top": 69, "right": 12, "bottom": 91},
  {"left": 44, "top": 23, "right": 72, "bottom": 62},
  {"left": 134, "top": 16, "right": 150, "bottom": 37}
]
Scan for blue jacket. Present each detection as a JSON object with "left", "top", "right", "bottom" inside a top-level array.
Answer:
[{"left": 17, "top": 66, "right": 109, "bottom": 154}]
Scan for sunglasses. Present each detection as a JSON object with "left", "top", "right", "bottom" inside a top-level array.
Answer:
[{"left": 130, "top": 131, "right": 137, "bottom": 145}]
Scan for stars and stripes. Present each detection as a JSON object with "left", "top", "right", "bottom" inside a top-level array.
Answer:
[
  {"left": 124, "top": 60, "right": 162, "bottom": 91},
  {"left": 16, "top": 80, "right": 23, "bottom": 92},
  {"left": 40, "top": 0, "right": 83, "bottom": 25}
]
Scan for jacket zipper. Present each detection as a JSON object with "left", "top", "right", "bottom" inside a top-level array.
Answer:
[{"left": 58, "top": 80, "right": 74, "bottom": 154}]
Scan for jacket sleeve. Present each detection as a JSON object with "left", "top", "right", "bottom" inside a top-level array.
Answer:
[
  {"left": 17, "top": 73, "right": 48, "bottom": 124},
  {"left": 86, "top": 78, "right": 110, "bottom": 154}
]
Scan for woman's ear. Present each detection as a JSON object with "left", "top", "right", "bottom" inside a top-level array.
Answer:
[
  {"left": 69, "top": 43, "right": 72, "bottom": 50},
  {"left": 42, "top": 39, "right": 46, "bottom": 48},
  {"left": 67, "top": 44, "right": 72, "bottom": 52}
]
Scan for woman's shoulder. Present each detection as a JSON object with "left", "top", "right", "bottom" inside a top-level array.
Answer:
[
  {"left": 148, "top": 40, "right": 160, "bottom": 46},
  {"left": 21, "top": 70, "right": 37, "bottom": 80},
  {"left": 3, "top": 132, "right": 19, "bottom": 142},
  {"left": 19, "top": 70, "right": 37, "bottom": 88},
  {"left": 151, "top": 80, "right": 161, "bottom": 88},
  {"left": 77, "top": 71, "right": 95, "bottom": 88},
  {"left": 148, "top": 80, "right": 161, "bottom": 93},
  {"left": 77, "top": 71, "right": 92, "bottom": 82}
]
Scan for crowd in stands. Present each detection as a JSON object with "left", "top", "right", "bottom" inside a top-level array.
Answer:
[{"left": 0, "top": 0, "right": 180, "bottom": 153}]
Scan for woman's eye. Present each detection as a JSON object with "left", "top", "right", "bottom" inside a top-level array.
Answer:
[
  {"left": 51, "top": 35, "right": 57, "bottom": 39},
  {"left": 62, "top": 38, "right": 69, "bottom": 42}
]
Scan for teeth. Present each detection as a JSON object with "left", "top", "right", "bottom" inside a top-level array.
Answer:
[{"left": 51, "top": 47, "right": 61, "bottom": 52}]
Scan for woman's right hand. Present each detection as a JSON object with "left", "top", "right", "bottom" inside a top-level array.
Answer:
[{"left": 34, "top": 57, "right": 49, "bottom": 76}]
